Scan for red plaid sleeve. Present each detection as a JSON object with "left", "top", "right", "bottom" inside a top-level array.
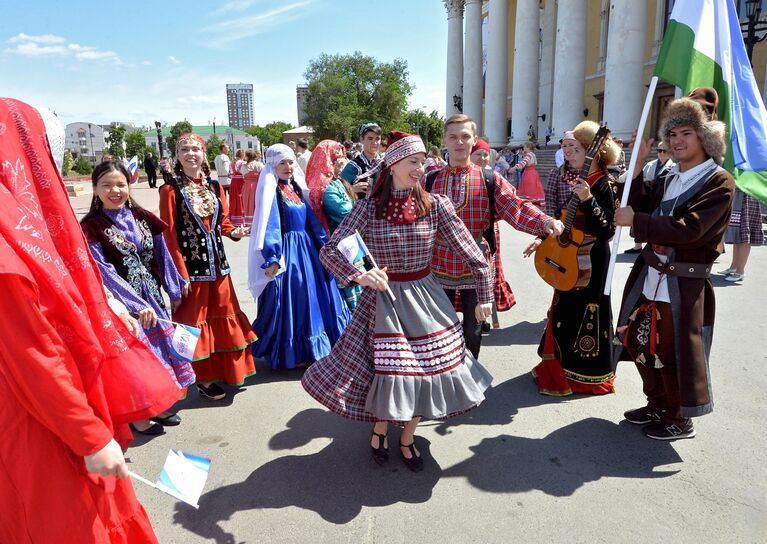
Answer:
[{"left": 494, "top": 172, "right": 551, "bottom": 236}]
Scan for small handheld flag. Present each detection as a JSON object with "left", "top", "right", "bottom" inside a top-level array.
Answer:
[
  {"left": 129, "top": 449, "right": 211, "bottom": 509},
  {"left": 336, "top": 231, "right": 369, "bottom": 268},
  {"left": 126, "top": 155, "right": 139, "bottom": 184},
  {"left": 155, "top": 318, "right": 201, "bottom": 363},
  {"left": 337, "top": 230, "right": 396, "bottom": 301}
]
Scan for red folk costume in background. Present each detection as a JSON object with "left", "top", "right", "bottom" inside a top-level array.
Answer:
[
  {"left": 0, "top": 98, "right": 177, "bottom": 543},
  {"left": 228, "top": 157, "right": 246, "bottom": 226},
  {"left": 159, "top": 143, "right": 256, "bottom": 385}
]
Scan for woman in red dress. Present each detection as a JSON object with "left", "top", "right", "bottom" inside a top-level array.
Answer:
[
  {"left": 159, "top": 133, "right": 256, "bottom": 400},
  {"left": 0, "top": 98, "right": 178, "bottom": 543},
  {"left": 514, "top": 142, "right": 546, "bottom": 205}
]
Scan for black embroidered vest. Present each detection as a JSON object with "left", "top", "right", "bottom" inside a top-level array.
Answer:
[
  {"left": 172, "top": 177, "right": 231, "bottom": 281},
  {"left": 81, "top": 208, "right": 167, "bottom": 307}
]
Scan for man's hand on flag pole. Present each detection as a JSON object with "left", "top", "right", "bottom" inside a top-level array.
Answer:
[
  {"left": 355, "top": 266, "right": 389, "bottom": 291},
  {"left": 614, "top": 206, "right": 635, "bottom": 227}
]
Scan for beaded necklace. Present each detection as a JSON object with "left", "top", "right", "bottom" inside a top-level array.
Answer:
[{"left": 183, "top": 176, "right": 216, "bottom": 218}]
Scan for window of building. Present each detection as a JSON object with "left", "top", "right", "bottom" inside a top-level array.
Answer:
[{"left": 236, "top": 141, "right": 241, "bottom": 150}]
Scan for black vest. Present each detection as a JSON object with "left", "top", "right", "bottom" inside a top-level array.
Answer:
[{"left": 172, "top": 177, "right": 231, "bottom": 281}]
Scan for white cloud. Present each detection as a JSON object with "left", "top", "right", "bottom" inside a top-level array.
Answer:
[
  {"left": 168, "top": 56, "right": 181, "bottom": 64},
  {"left": 4, "top": 34, "right": 122, "bottom": 64},
  {"left": 5, "top": 42, "right": 68, "bottom": 56},
  {"left": 206, "top": 0, "right": 316, "bottom": 48},
  {"left": 142, "top": 60, "right": 152, "bottom": 65},
  {"left": 8, "top": 33, "right": 66, "bottom": 44}
]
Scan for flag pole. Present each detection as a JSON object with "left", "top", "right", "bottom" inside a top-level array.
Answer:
[
  {"left": 355, "top": 230, "right": 396, "bottom": 301},
  {"left": 604, "top": 75, "right": 659, "bottom": 296}
]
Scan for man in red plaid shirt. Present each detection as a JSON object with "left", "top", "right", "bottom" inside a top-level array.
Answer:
[{"left": 428, "top": 114, "right": 563, "bottom": 357}]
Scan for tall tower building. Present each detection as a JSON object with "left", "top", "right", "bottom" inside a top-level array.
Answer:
[
  {"left": 226, "top": 83, "right": 254, "bottom": 129},
  {"left": 296, "top": 84, "right": 309, "bottom": 125}
]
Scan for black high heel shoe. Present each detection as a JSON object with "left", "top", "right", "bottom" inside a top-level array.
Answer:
[
  {"left": 371, "top": 431, "right": 389, "bottom": 465},
  {"left": 400, "top": 441, "right": 424, "bottom": 472}
]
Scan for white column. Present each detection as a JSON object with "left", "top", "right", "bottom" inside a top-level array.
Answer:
[
  {"left": 445, "top": 0, "right": 465, "bottom": 117},
  {"left": 486, "top": 0, "right": 508, "bottom": 147},
  {"left": 551, "top": 0, "right": 587, "bottom": 137},
  {"left": 538, "top": 0, "right": 556, "bottom": 143},
  {"left": 463, "top": 0, "right": 484, "bottom": 133},
  {"left": 510, "top": 0, "right": 540, "bottom": 145},
  {"left": 603, "top": 0, "right": 647, "bottom": 140}
]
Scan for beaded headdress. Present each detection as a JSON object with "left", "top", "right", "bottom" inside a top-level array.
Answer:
[{"left": 175, "top": 133, "right": 206, "bottom": 153}]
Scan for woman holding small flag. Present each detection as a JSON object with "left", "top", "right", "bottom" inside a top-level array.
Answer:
[
  {"left": 81, "top": 160, "right": 195, "bottom": 434},
  {"left": 302, "top": 131, "right": 493, "bottom": 472},
  {"left": 247, "top": 143, "right": 350, "bottom": 370},
  {"left": 160, "top": 133, "right": 256, "bottom": 401},
  {"left": 0, "top": 97, "right": 175, "bottom": 544}
]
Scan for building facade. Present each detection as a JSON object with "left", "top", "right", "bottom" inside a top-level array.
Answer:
[
  {"left": 226, "top": 83, "right": 255, "bottom": 129},
  {"left": 65, "top": 122, "right": 106, "bottom": 161},
  {"left": 444, "top": 0, "right": 767, "bottom": 146},
  {"left": 296, "top": 84, "right": 309, "bottom": 126},
  {"left": 143, "top": 125, "right": 260, "bottom": 157}
]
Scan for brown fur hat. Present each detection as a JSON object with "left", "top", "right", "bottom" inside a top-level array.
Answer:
[
  {"left": 659, "top": 97, "right": 726, "bottom": 165},
  {"left": 572, "top": 120, "right": 621, "bottom": 166}
]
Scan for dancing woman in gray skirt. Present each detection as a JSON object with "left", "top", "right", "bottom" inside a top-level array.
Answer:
[{"left": 302, "top": 131, "right": 494, "bottom": 472}]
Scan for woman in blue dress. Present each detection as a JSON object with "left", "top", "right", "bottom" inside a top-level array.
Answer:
[
  {"left": 80, "top": 160, "right": 194, "bottom": 434},
  {"left": 248, "top": 144, "right": 351, "bottom": 369}
]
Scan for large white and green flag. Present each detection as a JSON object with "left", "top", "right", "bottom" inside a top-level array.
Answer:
[{"left": 655, "top": 0, "right": 767, "bottom": 204}]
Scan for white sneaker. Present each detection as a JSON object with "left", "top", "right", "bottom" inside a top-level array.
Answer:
[
  {"left": 718, "top": 267, "right": 736, "bottom": 275},
  {"left": 724, "top": 272, "right": 744, "bottom": 282}
]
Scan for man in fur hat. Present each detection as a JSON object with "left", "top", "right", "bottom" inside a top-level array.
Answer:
[{"left": 613, "top": 90, "right": 735, "bottom": 440}]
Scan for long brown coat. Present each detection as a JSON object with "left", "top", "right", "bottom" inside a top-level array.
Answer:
[{"left": 614, "top": 166, "right": 735, "bottom": 417}]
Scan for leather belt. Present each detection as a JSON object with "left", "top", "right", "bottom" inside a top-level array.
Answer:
[{"left": 643, "top": 247, "right": 712, "bottom": 279}]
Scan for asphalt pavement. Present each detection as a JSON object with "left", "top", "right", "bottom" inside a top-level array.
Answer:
[{"left": 72, "top": 182, "right": 766, "bottom": 544}]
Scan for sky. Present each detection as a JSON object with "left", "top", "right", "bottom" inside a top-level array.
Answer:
[{"left": 0, "top": 0, "right": 449, "bottom": 129}]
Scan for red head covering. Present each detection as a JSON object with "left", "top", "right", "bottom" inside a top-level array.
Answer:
[
  {"left": 0, "top": 98, "right": 179, "bottom": 445},
  {"left": 471, "top": 139, "right": 491, "bottom": 154},
  {"left": 305, "top": 139, "right": 344, "bottom": 232}
]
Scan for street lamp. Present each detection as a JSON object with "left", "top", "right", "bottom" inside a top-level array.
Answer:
[
  {"left": 741, "top": 0, "right": 767, "bottom": 63},
  {"left": 88, "top": 123, "right": 94, "bottom": 162},
  {"left": 452, "top": 94, "right": 463, "bottom": 113},
  {"left": 155, "top": 121, "right": 164, "bottom": 157}
]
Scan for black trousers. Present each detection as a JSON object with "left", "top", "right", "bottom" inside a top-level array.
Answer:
[
  {"left": 444, "top": 288, "right": 480, "bottom": 359},
  {"left": 147, "top": 170, "right": 157, "bottom": 188}
]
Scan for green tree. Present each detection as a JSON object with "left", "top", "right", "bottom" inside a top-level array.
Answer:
[
  {"left": 206, "top": 134, "right": 225, "bottom": 166},
  {"left": 104, "top": 123, "right": 127, "bottom": 158},
  {"left": 303, "top": 52, "right": 412, "bottom": 141},
  {"left": 245, "top": 121, "right": 294, "bottom": 147},
  {"left": 397, "top": 109, "right": 444, "bottom": 149},
  {"left": 166, "top": 121, "right": 194, "bottom": 158},
  {"left": 125, "top": 131, "right": 147, "bottom": 161},
  {"left": 73, "top": 155, "right": 92, "bottom": 175},
  {"left": 62, "top": 149, "right": 73, "bottom": 177}
]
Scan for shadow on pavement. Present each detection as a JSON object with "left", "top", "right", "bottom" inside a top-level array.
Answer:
[
  {"left": 173, "top": 409, "right": 440, "bottom": 541},
  {"left": 433, "top": 373, "right": 575, "bottom": 436},
  {"left": 441, "top": 417, "right": 682, "bottom": 496},
  {"left": 482, "top": 317, "right": 547, "bottom": 346}
]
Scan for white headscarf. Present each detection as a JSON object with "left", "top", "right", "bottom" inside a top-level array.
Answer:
[{"left": 247, "top": 143, "right": 309, "bottom": 301}]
